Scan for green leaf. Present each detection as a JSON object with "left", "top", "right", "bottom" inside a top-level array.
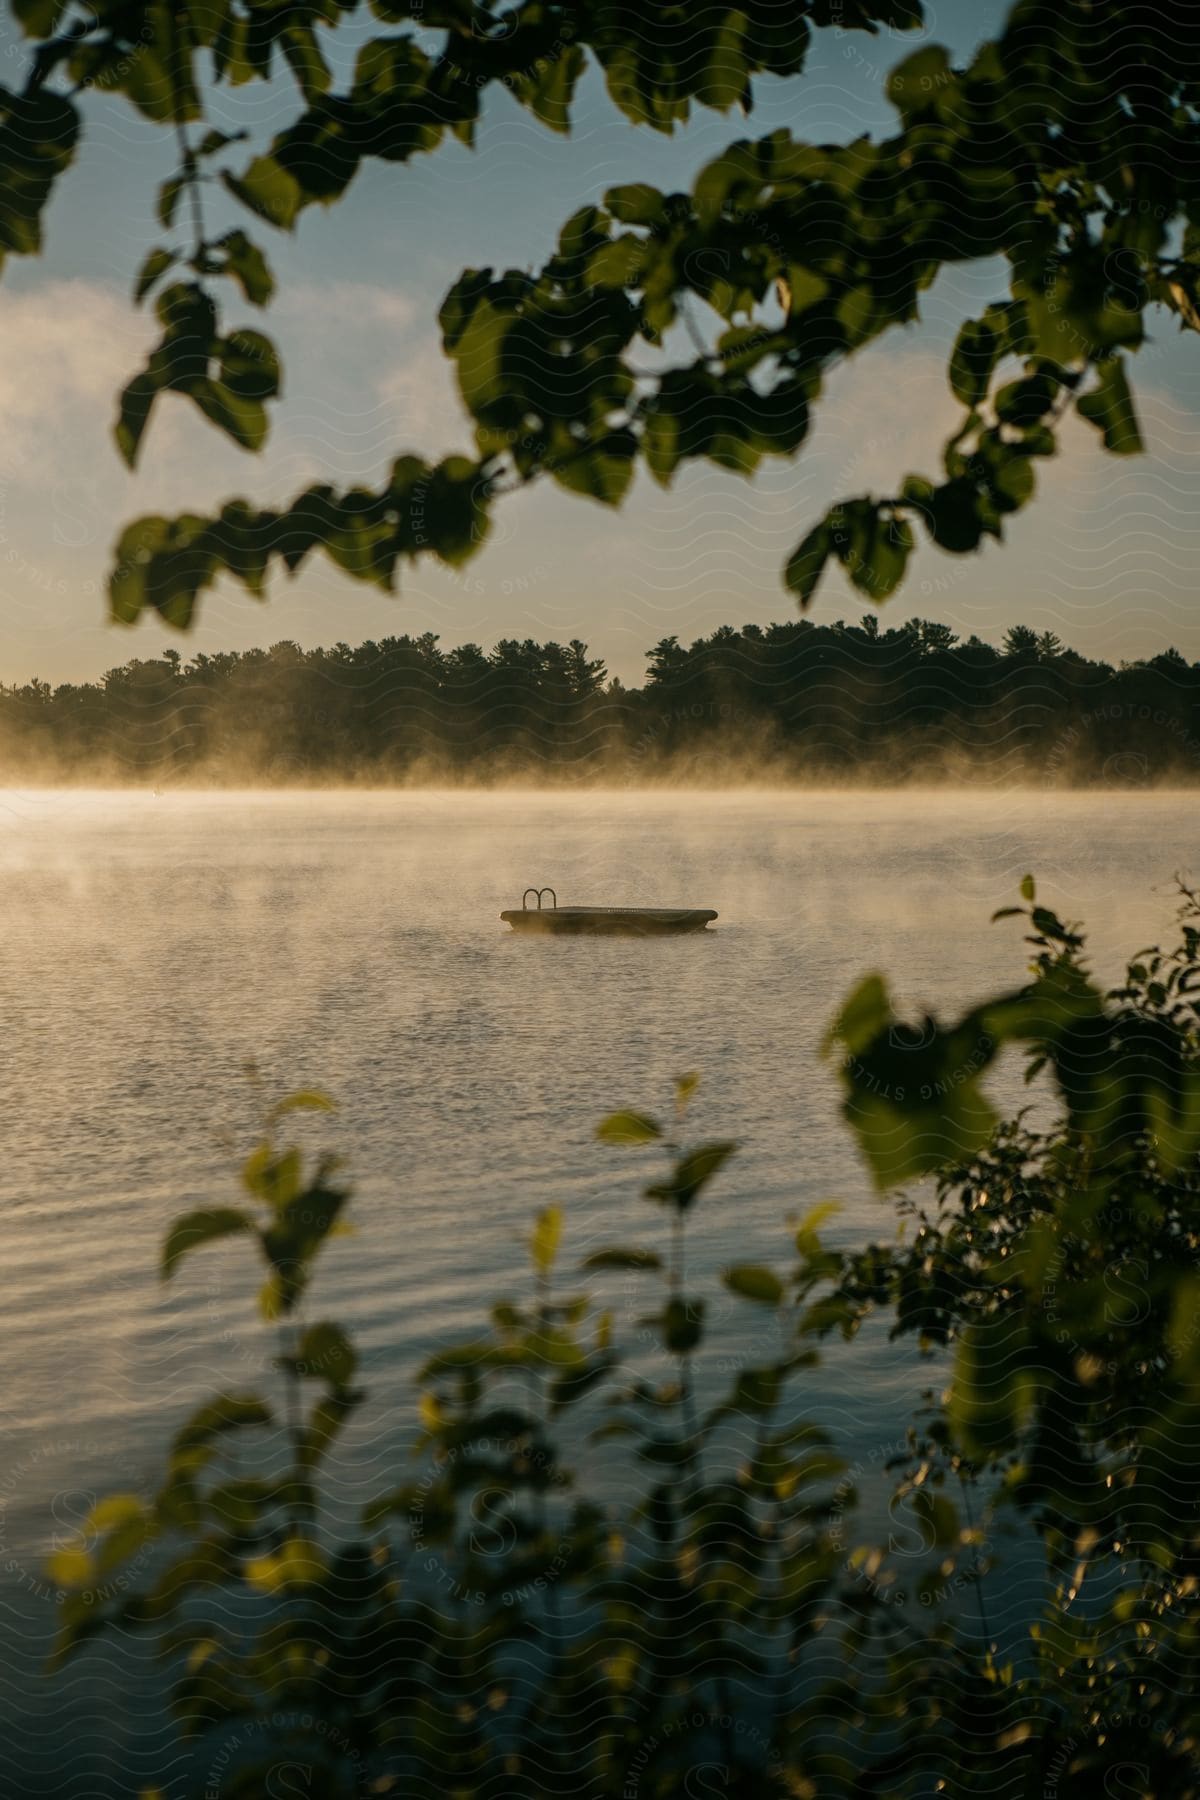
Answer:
[
  {"left": 47, "top": 1493, "right": 154, "bottom": 1588},
  {"left": 949, "top": 1312, "right": 1035, "bottom": 1459},
  {"left": 1020, "top": 873, "right": 1036, "bottom": 903},
  {"left": 515, "top": 41, "right": 586, "bottom": 131},
  {"left": 216, "top": 229, "right": 275, "bottom": 306},
  {"left": 828, "top": 983, "right": 1005, "bottom": 1190},
  {"left": 835, "top": 284, "right": 875, "bottom": 348},
  {"left": 219, "top": 329, "right": 281, "bottom": 401},
  {"left": 154, "top": 282, "right": 216, "bottom": 379},
  {"left": 823, "top": 973, "right": 891, "bottom": 1058},
  {"left": 243, "top": 1144, "right": 302, "bottom": 1207},
  {"left": 923, "top": 478, "right": 986, "bottom": 553},
  {"left": 437, "top": 268, "right": 493, "bottom": 353},
  {"left": 826, "top": 498, "right": 915, "bottom": 600},
  {"left": 605, "top": 183, "right": 666, "bottom": 227},
  {"left": 778, "top": 266, "right": 830, "bottom": 318},
  {"left": 417, "top": 455, "right": 490, "bottom": 567},
  {"left": 1077, "top": 358, "right": 1144, "bottom": 455},
  {"left": 447, "top": 292, "right": 509, "bottom": 415},
  {"left": 260, "top": 1176, "right": 348, "bottom": 1318},
  {"left": 266, "top": 1089, "right": 337, "bottom": 1124},
  {"left": 643, "top": 398, "right": 683, "bottom": 486},
  {"left": 115, "top": 370, "right": 161, "bottom": 469},
  {"left": 157, "top": 173, "right": 187, "bottom": 230},
  {"left": 292, "top": 1321, "right": 358, "bottom": 1388},
  {"left": 664, "top": 1296, "right": 704, "bottom": 1354},
  {"left": 785, "top": 520, "right": 831, "bottom": 609},
  {"left": 675, "top": 1072, "right": 700, "bottom": 1109},
  {"left": 705, "top": 15, "right": 752, "bottom": 110},
  {"left": 191, "top": 378, "right": 269, "bottom": 453},
  {"left": 162, "top": 1208, "right": 256, "bottom": 1280},
  {"left": 531, "top": 1205, "right": 563, "bottom": 1277},
  {"left": 134, "top": 247, "right": 179, "bottom": 305},
  {"left": 551, "top": 430, "right": 637, "bottom": 506},
  {"left": 794, "top": 1201, "right": 840, "bottom": 1258},
  {"left": 86, "top": 1494, "right": 149, "bottom": 1537},
  {"left": 173, "top": 1392, "right": 272, "bottom": 1458},
  {"left": 223, "top": 157, "right": 302, "bottom": 232},
  {"left": 12, "top": 0, "right": 68, "bottom": 34},
  {"left": 118, "top": 25, "right": 201, "bottom": 126},
  {"left": 596, "top": 1110, "right": 662, "bottom": 1146},
  {"left": 995, "top": 372, "right": 1058, "bottom": 427},
  {"left": 990, "top": 449, "right": 1035, "bottom": 511},
  {"left": 108, "top": 514, "right": 162, "bottom": 624},
  {"left": 724, "top": 1265, "right": 785, "bottom": 1305},
  {"left": 729, "top": 1366, "right": 783, "bottom": 1414},
  {"left": 886, "top": 46, "right": 953, "bottom": 122},
  {"left": 1026, "top": 275, "right": 1144, "bottom": 362},
  {"left": 949, "top": 316, "right": 1001, "bottom": 407},
  {"left": 844, "top": 1074, "right": 998, "bottom": 1193},
  {"left": 197, "top": 129, "right": 249, "bottom": 159},
  {"left": 1169, "top": 1275, "right": 1200, "bottom": 1367},
  {"left": 647, "top": 1141, "right": 737, "bottom": 1211},
  {"left": 910, "top": 1488, "right": 961, "bottom": 1549},
  {"left": 281, "top": 23, "right": 332, "bottom": 100},
  {"left": 245, "top": 1537, "right": 326, "bottom": 1593},
  {"left": 580, "top": 1247, "right": 663, "bottom": 1272},
  {"left": 864, "top": 513, "right": 915, "bottom": 599}
]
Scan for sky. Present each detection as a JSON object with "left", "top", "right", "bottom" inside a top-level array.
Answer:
[{"left": 3, "top": 0, "right": 1200, "bottom": 687}]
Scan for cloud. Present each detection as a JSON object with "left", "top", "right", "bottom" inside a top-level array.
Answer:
[
  {"left": 0, "top": 279, "right": 154, "bottom": 486},
  {"left": 807, "top": 344, "right": 963, "bottom": 494},
  {"left": 0, "top": 271, "right": 469, "bottom": 528},
  {"left": 281, "top": 277, "right": 465, "bottom": 450},
  {"left": 278, "top": 279, "right": 419, "bottom": 335}
]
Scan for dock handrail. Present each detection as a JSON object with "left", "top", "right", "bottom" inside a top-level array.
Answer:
[{"left": 521, "top": 887, "right": 557, "bottom": 910}]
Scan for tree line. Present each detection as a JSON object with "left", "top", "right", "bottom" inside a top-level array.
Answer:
[{"left": 4, "top": 618, "right": 1200, "bottom": 784}]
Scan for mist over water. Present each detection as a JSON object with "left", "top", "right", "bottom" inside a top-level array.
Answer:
[{"left": 0, "top": 787, "right": 1194, "bottom": 1791}]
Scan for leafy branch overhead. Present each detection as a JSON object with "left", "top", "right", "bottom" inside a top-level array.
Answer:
[{"left": 5, "top": 1, "right": 1199, "bottom": 625}]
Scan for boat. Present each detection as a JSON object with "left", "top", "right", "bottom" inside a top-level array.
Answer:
[{"left": 501, "top": 888, "right": 717, "bottom": 936}]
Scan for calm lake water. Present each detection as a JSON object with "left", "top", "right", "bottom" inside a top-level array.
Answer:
[{"left": 1, "top": 788, "right": 1195, "bottom": 1793}]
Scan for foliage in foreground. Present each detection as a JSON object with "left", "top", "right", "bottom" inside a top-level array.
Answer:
[
  {"left": 6, "top": 621, "right": 1200, "bottom": 785},
  {"left": 4, "top": 3, "right": 1200, "bottom": 624},
  {"left": 48, "top": 885, "right": 1200, "bottom": 1796}
]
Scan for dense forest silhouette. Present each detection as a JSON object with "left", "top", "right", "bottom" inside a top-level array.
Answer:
[{"left": 6, "top": 618, "right": 1200, "bottom": 784}]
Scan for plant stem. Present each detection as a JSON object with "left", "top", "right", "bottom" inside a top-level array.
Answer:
[
  {"left": 175, "top": 119, "right": 208, "bottom": 266},
  {"left": 957, "top": 1468, "right": 994, "bottom": 1652},
  {"left": 671, "top": 1210, "right": 703, "bottom": 1488},
  {"left": 282, "top": 1319, "right": 307, "bottom": 1534},
  {"left": 167, "top": 5, "right": 209, "bottom": 273}
]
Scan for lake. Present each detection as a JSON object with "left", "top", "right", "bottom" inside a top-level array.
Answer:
[{"left": 0, "top": 788, "right": 1194, "bottom": 1792}]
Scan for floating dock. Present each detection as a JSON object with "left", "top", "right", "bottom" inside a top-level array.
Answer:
[{"left": 502, "top": 889, "right": 716, "bottom": 936}]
